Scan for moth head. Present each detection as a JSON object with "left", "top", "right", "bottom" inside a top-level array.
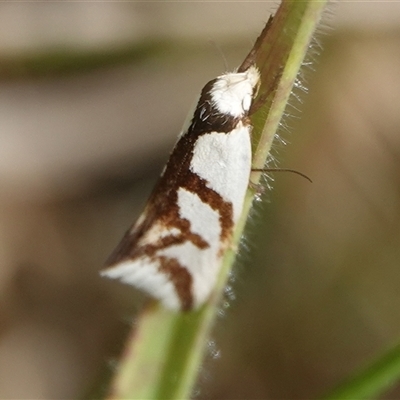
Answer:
[{"left": 210, "top": 65, "right": 260, "bottom": 118}]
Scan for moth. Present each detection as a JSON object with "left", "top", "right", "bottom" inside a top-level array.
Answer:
[{"left": 101, "top": 65, "right": 260, "bottom": 311}]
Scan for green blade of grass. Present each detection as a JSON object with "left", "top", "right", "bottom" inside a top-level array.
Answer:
[
  {"left": 321, "top": 342, "right": 400, "bottom": 400},
  {"left": 103, "top": 1, "right": 327, "bottom": 399}
]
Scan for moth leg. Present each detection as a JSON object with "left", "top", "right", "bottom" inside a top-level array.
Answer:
[{"left": 248, "top": 180, "right": 266, "bottom": 195}]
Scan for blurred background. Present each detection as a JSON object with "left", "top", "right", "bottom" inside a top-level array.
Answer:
[{"left": 1, "top": 2, "right": 400, "bottom": 399}]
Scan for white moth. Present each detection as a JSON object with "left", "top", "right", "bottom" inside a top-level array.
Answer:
[{"left": 101, "top": 65, "right": 260, "bottom": 311}]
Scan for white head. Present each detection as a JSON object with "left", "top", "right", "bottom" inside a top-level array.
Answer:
[{"left": 210, "top": 65, "right": 260, "bottom": 118}]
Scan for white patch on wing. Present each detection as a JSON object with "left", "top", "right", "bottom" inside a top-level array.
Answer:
[
  {"left": 100, "top": 259, "right": 181, "bottom": 310},
  {"left": 177, "top": 187, "right": 221, "bottom": 246},
  {"left": 189, "top": 124, "right": 252, "bottom": 221},
  {"left": 211, "top": 66, "right": 260, "bottom": 117}
]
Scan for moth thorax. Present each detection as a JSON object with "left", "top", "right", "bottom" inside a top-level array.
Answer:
[{"left": 210, "top": 66, "right": 260, "bottom": 118}]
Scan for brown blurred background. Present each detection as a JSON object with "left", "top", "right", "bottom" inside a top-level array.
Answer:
[{"left": 1, "top": 2, "right": 400, "bottom": 399}]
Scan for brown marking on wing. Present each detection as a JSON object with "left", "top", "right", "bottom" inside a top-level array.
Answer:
[{"left": 158, "top": 256, "right": 193, "bottom": 311}]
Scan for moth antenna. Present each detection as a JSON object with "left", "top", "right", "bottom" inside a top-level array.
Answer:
[
  {"left": 208, "top": 39, "right": 229, "bottom": 72},
  {"left": 252, "top": 168, "right": 312, "bottom": 183}
]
